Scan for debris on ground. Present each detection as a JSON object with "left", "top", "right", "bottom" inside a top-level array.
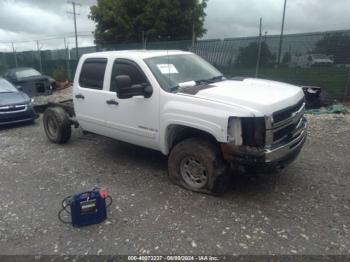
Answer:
[
  {"left": 305, "top": 103, "right": 348, "bottom": 115},
  {"left": 302, "top": 86, "right": 322, "bottom": 109}
]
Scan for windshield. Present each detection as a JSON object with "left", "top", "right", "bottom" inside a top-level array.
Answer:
[
  {"left": 144, "top": 54, "right": 223, "bottom": 92},
  {"left": 15, "top": 68, "right": 41, "bottom": 79},
  {"left": 0, "top": 78, "right": 18, "bottom": 93}
]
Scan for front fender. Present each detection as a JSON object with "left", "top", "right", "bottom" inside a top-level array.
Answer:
[{"left": 159, "top": 98, "right": 253, "bottom": 154}]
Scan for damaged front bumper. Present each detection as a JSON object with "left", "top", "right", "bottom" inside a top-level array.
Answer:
[{"left": 221, "top": 118, "right": 307, "bottom": 169}]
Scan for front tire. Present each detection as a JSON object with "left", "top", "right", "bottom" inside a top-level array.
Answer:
[
  {"left": 168, "top": 138, "right": 230, "bottom": 195},
  {"left": 43, "top": 107, "right": 71, "bottom": 144}
]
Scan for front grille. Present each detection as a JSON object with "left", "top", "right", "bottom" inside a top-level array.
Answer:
[
  {"left": 266, "top": 99, "right": 306, "bottom": 146},
  {"left": 273, "top": 99, "right": 304, "bottom": 124},
  {"left": 35, "top": 82, "right": 45, "bottom": 93},
  {"left": 0, "top": 105, "right": 26, "bottom": 113},
  {"left": 0, "top": 111, "right": 32, "bottom": 123},
  {"left": 273, "top": 122, "right": 298, "bottom": 141}
]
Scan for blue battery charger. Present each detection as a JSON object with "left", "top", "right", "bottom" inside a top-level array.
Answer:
[{"left": 58, "top": 188, "right": 112, "bottom": 227}]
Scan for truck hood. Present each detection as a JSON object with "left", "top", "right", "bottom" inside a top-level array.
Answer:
[{"left": 188, "top": 78, "right": 304, "bottom": 116}]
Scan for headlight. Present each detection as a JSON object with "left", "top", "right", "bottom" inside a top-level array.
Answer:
[
  {"left": 241, "top": 117, "right": 266, "bottom": 147},
  {"left": 227, "top": 117, "right": 243, "bottom": 145},
  {"left": 228, "top": 117, "right": 266, "bottom": 147},
  {"left": 28, "top": 98, "right": 34, "bottom": 106}
]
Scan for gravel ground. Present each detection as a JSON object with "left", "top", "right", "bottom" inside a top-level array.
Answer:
[{"left": 0, "top": 113, "right": 349, "bottom": 255}]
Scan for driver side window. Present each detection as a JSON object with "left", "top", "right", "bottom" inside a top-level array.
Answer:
[{"left": 110, "top": 60, "right": 147, "bottom": 92}]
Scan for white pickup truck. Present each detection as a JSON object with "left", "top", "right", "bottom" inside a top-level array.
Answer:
[{"left": 43, "top": 50, "right": 307, "bottom": 195}]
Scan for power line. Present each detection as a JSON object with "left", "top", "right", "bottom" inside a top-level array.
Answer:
[{"left": 0, "top": 33, "right": 93, "bottom": 45}]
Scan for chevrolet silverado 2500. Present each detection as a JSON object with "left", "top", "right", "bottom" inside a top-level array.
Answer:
[{"left": 43, "top": 50, "right": 307, "bottom": 195}]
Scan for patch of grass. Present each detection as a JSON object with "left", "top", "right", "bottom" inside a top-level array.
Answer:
[{"left": 219, "top": 66, "right": 349, "bottom": 99}]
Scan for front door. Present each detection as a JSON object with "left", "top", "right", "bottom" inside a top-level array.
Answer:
[{"left": 103, "top": 58, "right": 160, "bottom": 150}]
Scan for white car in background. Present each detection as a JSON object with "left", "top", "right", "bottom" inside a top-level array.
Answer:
[{"left": 291, "top": 54, "right": 334, "bottom": 68}]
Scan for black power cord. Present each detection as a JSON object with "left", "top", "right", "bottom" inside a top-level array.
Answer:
[{"left": 58, "top": 189, "right": 113, "bottom": 224}]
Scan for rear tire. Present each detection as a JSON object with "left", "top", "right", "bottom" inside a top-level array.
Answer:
[
  {"left": 168, "top": 138, "right": 230, "bottom": 195},
  {"left": 43, "top": 107, "right": 71, "bottom": 144}
]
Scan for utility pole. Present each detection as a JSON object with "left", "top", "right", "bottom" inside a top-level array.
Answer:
[
  {"left": 142, "top": 30, "right": 146, "bottom": 49},
  {"left": 192, "top": 8, "right": 196, "bottom": 48},
  {"left": 36, "top": 40, "right": 43, "bottom": 73},
  {"left": 11, "top": 42, "right": 18, "bottom": 67},
  {"left": 344, "top": 68, "right": 350, "bottom": 101},
  {"left": 64, "top": 37, "right": 71, "bottom": 80},
  {"left": 68, "top": 1, "right": 80, "bottom": 60},
  {"left": 192, "top": 0, "right": 202, "bottom": 48},
  {"left": 277, "top": 0, "right": 287, "bottom": 66},
  {"left": 255, "top": 18, "right": 263, "bottom": 78}
]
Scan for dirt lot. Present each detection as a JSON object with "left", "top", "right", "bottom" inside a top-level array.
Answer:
[{"left": 0, "top": 113, "right": 349, "bottom": 255}]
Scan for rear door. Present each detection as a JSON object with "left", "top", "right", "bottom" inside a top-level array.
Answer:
[{"left": 74, "top": 57, "right": 110, "bottom": 136}]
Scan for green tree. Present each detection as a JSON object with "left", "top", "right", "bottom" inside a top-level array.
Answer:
[
  {"left": 235, "top": 41, "right": 275, "bottom": 68},
  {"left": 314, "top": 33, "right": 350, "bottom": 64},
  {"left": 89, "top": 0, "right": 208, "bottom": 44}
]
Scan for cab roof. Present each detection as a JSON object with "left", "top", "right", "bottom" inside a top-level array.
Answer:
[{"left": 81, "top": 50, "right": 192, "bottom": 60}]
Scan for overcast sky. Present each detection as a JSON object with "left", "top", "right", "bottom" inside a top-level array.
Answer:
[{"left": 0, "top": 0, "right": 349, "bottom": 51}]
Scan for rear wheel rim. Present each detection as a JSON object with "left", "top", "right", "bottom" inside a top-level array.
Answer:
[
  {"left": 180, "top": 156, "right": 208, "bottom": 188},
  {"left": 47, "top": 116, "right": 58, "bottom": 138}
]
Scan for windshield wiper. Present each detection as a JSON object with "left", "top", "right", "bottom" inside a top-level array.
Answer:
[
  {"left": 195, "top": 75, "right": 225, "bottom": 85},
  {"left": 170, "top": 85, "right": 180, "bottom": 93},
  {"left": 170, "top": 81, "right": 197, "bottom": 93},
  {"left": 170, "top": 76, "right": 224, "bottom": 93}
]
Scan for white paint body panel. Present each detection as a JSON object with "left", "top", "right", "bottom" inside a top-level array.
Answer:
[
  {"left": 102, "top": 56, "right": 160, "bottom": 150},
  {"left": 73, "top": 50, "right": 304, "bottom": 155},
  {"left": 192, "top": 78, "right": 304, "bottom": 117}
]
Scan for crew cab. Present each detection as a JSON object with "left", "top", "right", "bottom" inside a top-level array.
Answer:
[{"left": 43, "top": 50, "right": 307, "bottom": 195}]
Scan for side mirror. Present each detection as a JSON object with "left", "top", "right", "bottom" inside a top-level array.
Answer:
[
  {"left": 16, "top": 85, "right": 23, "bottom": 91},
  {"left": 115, "top": 75, "right": 153, "bottom": 99},
  {"left": 143, "top": 84, "right": 153, "bottom": 98},
  {"left": 115, "top": 75, "right": 132, "bottom": 90},
  {"left": 115, "top": 75, "right": 132, "bottom": 99}
]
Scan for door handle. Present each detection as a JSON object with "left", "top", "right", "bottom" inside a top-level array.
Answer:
[
  {"left": 106, "top": 99, "right": 119, "bottom": 106},
  {"left": 75, "top": 94, "right": 85, "bottom": 99}
]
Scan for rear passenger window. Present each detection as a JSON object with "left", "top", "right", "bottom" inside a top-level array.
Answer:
[{"left": 79, "top": 58, "right": 107, "bottom": 90}]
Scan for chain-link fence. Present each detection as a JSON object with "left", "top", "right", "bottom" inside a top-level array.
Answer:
[
  {"left": 0, "top": 36, "right": 94, "bottom": 83},
  {"left": 1, "top": 30, "right": 350, "bottom": 100}
]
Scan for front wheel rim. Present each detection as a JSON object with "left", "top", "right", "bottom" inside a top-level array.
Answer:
[{"left": 180, "top": 156, "right": 208, "bottom": 188}]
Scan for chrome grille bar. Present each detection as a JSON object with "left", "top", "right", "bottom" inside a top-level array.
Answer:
[
  {"left": 265, "top": 101, "right": 306, "bottom": 146},
  {"left": 0, "top": 104, "right": 27, "bottom": 114}
]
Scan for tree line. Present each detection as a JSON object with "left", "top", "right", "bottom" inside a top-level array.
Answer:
[
  {"left": 90, "top": 0, "right": 208, "bottom": 44},
  {"left": 89, "top": 1, "right": 350, "bottom": 67}
]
